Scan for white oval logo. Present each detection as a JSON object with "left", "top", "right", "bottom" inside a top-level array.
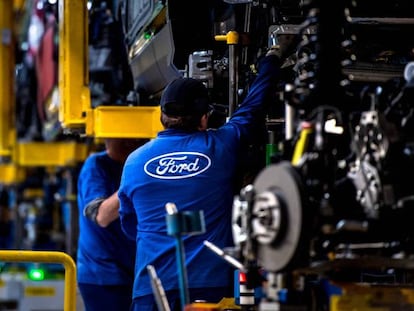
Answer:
[{"left": 144, "top": 152, "right": 211, "bottom": 179}]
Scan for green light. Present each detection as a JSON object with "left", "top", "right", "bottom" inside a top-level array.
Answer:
[
  {"left": 28, "top": 268, "right": 45, "bottom": 281},
  {"left": 144, "top": 32, "right": 152, "bottom": 40}
]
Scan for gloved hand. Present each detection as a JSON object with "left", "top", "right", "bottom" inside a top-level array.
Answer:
[
  {"left": 83, "top": 198, "right": 105, "bottom": 223},
  {"left": 266, "top": 46, "right": 283, "bottom": 58},
  {"left": 267, "top": 34, "right": 298, "bottom": 60}
]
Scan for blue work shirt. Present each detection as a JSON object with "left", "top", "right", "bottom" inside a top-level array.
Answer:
[
  {"left": 77, "top": 150, "right": 136, "bottom": 286},
  {"left": 118, "top": 55, "right": 280, "bottom": 298}
]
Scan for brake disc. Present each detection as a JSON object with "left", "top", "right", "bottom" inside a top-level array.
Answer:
[{"left": 253, "top": 161, "right": 307, "bottom": 272}]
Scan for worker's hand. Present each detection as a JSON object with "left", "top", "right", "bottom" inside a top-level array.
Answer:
[
  {"left": 266, "top": 46, "right": 282, "bottom": 58},
  {"left": 267, "top": 34, "right": 298, "bottom": 60}
]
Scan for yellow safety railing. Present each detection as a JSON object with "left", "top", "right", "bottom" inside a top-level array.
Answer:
[{"left": 0, "top": 250, "right": 77, "bottom": 311}]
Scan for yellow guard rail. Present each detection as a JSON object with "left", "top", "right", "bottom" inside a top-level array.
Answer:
[{"left": 0, "top": 250, "right": 77, "bottom": 311}]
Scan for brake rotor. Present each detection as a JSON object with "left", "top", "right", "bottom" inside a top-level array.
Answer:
[{"left": 253, "top": 161, "right": 307, "bottom": 272}]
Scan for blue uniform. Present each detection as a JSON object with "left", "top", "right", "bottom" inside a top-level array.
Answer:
[
  {"left": 77, "top": 151, "right": 136, "bottom": 310},
  {"left": 118, "top": 55, "right": 280, "bottom": 307}
]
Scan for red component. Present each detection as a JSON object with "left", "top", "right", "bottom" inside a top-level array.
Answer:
[{"left": 239, "top": 271, "right": 247, "bottom": 283}]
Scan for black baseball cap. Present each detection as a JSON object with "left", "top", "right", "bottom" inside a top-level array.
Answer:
[{"left": 160, "top": 78, "right": 211, "bottom": 116}]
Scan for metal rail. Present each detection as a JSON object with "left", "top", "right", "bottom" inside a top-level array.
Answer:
[{"left": 0, "top": 250, "right": 77, "bottom": 311}]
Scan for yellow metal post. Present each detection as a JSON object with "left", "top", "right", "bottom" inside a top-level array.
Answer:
[
  {"left": 0, "top": 0, "right": 15, "bottom": 159},
  {"left": 215, "top": 31, "right": 239, "bottom": 117},
  {"left": 58, "top": 0, "right": 90, "bottom": 130},
  {"left": 0, "top": 250, "right": 77, "bottom": 311}
]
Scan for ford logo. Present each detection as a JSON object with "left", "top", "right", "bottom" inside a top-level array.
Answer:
[{"left": 144, "top": 152, "right": 211, "bottom": 179}]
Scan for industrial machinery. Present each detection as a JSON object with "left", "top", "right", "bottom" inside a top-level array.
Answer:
[
  {"left": 0, "top": 1, "right": 88, "bottom": 310},
  {"left": 4, "top": 0, "right": 414, "bottom": 310},
  {"left": 116, "top": 0, "right": 414, "bottom": 309},
  {"left": 228, "top": 1, "right": 414, "bottom": 310}
]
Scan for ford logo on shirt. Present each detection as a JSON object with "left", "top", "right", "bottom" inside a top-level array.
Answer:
[{"left": 144, "top": 152, "right": 211, "bottom": 179}]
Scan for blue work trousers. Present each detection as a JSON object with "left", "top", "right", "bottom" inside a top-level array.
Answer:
[{"left": 79, "top": 283, "right": 133, "bottom": 311}]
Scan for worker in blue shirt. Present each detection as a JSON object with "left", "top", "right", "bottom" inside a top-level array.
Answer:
[
  {"left": 118, "top": 48, "right": 282, "bottom": 311},
  {"left": 77, "top": 138, "right": 147, "bottom": 311}
]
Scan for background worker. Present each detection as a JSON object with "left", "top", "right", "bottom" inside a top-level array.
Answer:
[
  {"left": 118, "top": 47, "right": 283, "bottom": 311},
  {"left": 77, "top": 138, "right": 147, "bottom": 311}
]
